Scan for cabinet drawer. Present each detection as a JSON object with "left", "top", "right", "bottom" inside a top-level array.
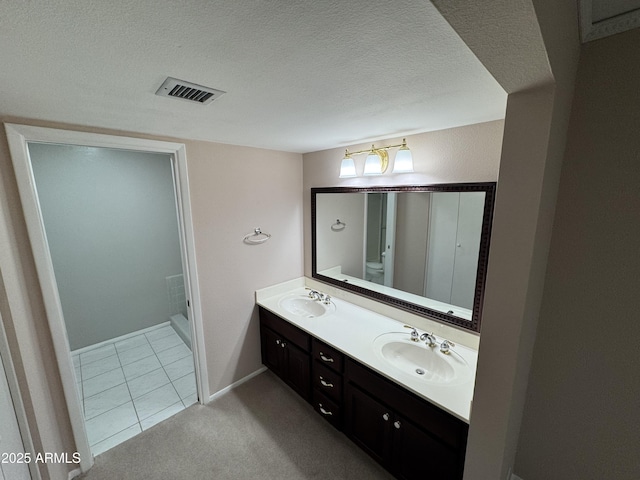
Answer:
[
  {"left": 313, "top": 390, "right": 342, "bottom": 430},
  {"left": 312, "top": 338, "right": 344, "bottom": 373},
  {"left": 259, "top": 307, "right": 310, "bottom": 351},
  {"left": 313, "top": 361, "right": 343, "bottom": 403}
]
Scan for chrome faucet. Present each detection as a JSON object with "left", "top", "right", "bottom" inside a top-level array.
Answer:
[
  {"left": 306, "top": 288, "right": 328, "bottom": 302},
  {"left": 306, "top": 288, "right": 322, "bottom": 301},
  {"left": 420, "top": 332, "right": 437, "bottom": 347},
  {"left": 404, "top": 325, "right": 420, "bottom": 342},
  {"left": 440, "top": 339, "right": 455, "bottom": 355}
]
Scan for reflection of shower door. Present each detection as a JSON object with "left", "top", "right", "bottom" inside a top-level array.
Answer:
[
  {"left": 383, "top": 193, "right": 397, "bottom": 287},
  {"left": 364, "top": 193, "right": 396, "bottom": 286}
]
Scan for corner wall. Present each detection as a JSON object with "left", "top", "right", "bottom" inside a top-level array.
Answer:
[{"left": 515, "top": 28, "right": 640, "bottom": 480}]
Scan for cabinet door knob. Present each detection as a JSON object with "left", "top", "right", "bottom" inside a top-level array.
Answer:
[
  {"left": 382, "top": 413, "right": 390, "bottom": 421},
  {"left": 275, "top": 339, "right": 280, "bottom": 345},
  {"left": 319, "top": 403, "right": 333, "bottom": 416},
  {"left": 394, "top": 420, "right": 401, "bottom": 429},
  {"left": 280, "top": 342, "right": 287, "bottom": 348},
  {"left": 319, "top": 353, "right": 334, "bottom": 363},
  {"left": 319, "top": 376, "right": 334, "bottom": 388}
]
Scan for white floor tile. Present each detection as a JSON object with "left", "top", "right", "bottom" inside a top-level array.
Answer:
[
  {"left": 81, "top": 344, "right": 116, "bottom": 365},
  {"left": 84, "top": 383, "right": 132, "bottom": 420},
  {"left": 85, "top": 401, "right": 139, "bottom": 446},
  {"left": 132, "top": 383, "right": 181, "bottom": 420},
  {"left": 172, "top": 372, "right": 197, "bottom": 400},
  {"left": 114, "top": 334, "right": 149, "bottom": 353},
  {"left": 163, "top": 356, "right": 195, "bottom": 381},
  {"left": 182, "top": 393, "right": 198, "bottom": 407},
  {"left": 156, "top": 343, "right": 191, "bottom": 366},
  {"left": 91, "top": 424, "right": 141, "bottom": 457},
  {"left": 122, "top": 355, "right": 162, "bottom": 381},
  {"left": 149, "top": 332, "right": 184, "bottom": 353},
  {"left": 81, "top": 354, "right": 121, "bottom": 381},
  {"left": 127, "top": 368, "right": 170, "bottom": 399},
  {"left": 140, "top": 401, "right": 185, "bottom": 431},
  {"left": 83, "top": 367, "right": 125, "bottom": 398},
  {"left": 117, "top": 344, "right": 154, "bottom": 366},
  {"left": 145, "top": 326, "right": 175, "bottom": 343}
]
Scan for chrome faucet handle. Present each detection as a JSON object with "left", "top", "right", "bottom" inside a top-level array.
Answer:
[
  {"left": 420, "top": 332, "right": 437, "bottom": 347},
  {"left": 323, "top": 295, "right": 331, "bottom": 305},
  {"left": 306, "top": 288, "right": 320, "bottom": 299},
  {"left": 440, "top": 339, "right": 455, "bottom": 355},
  {"left": 403, "top": 325, "right": 420, "bottom": 342}
]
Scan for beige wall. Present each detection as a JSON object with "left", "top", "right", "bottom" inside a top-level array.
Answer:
[
  {"left": 0, "top": 117, "right": 303, "bottom": 478},
  {"left": 186, "top": 140, "right": 303, "bottom": 394},
  {"left": 514, "top": 28, "right": 640, "bottom": 480}
]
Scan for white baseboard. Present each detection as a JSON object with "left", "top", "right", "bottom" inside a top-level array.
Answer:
[
  {"left": 71, "top": 321, "right": 171, "bottom": 356},
  {"left": 208, "top": 367, "right": 268, "bottom": 403}
]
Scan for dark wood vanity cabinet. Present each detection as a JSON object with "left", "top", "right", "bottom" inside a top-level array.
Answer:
[
  {"left": 259, "top": 307, "right": 311, "bottom": 401},
  {"left": 259, "top": 307, "right": 468, "bottom": 480},
  {"left": 345, "top": 359, "right": 467, "bottom": 480}
]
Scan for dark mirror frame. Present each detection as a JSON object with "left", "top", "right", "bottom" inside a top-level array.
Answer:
[{"left": 311, "top": 182, "right": 496, "bottom": 332}]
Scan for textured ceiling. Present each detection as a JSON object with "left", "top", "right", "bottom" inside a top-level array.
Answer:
[{"left": 0, "top": 1, "right": 507, "bottom": 153}]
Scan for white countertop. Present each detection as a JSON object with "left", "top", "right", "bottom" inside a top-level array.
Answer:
[{"left": 256, "top": 284, "right": 477, "bottom": 423}]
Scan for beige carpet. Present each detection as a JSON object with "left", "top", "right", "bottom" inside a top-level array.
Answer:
[{"left": 78, "top": 370, "right": 393, "bottom": 479}]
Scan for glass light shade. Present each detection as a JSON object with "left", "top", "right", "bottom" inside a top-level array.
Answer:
[
  {"left": 392, "top": 147, "right": 413, "bottom": 173},
  {"left": 339, "top": 156, "right": 357, "bottom": 177},
  {"left": 363, "top": 152, "right": 384, "bottom": 175}
]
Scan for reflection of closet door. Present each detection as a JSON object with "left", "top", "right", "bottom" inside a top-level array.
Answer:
[
  {"left": 450, "top": 192, "right": 484, "bottom": 309},
  {"left": 425, "top": 192, "right": 458, "bottom": 303},
  {"left": 0, "top": 351, "right": 31, "bottom": 480}
]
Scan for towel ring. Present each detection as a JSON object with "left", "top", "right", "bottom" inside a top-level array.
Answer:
[
  {"left": 243, "top": 228, "right": 271, "bottom": 245},
  {"left": 331, "top": 219, "right": 346, "bottom": 232}
]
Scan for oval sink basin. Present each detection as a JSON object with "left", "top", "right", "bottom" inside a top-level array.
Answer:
[
  {"left": 278, "top": 294, "right": 335, "bottom": 318},
  {"left": 372, "top": 333, "right": 472, "bottom": 386}
]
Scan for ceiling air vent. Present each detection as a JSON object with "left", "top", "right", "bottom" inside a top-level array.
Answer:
[{"left": 155, "top": 77, "right": 225, "bottom": 105}]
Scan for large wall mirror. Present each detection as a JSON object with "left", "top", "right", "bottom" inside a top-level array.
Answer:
[{"left": 311, "top": 183, "right": 496, "bottom": 332}]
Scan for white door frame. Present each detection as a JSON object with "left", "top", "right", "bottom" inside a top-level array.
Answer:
[
  {"left": 0, "top": 311, "right": 40, "bottom": 480},
  {"left": 4, "top": 124, "right": 208, "bottom": 473}
]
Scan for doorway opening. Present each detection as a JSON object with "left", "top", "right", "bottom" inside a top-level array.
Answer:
[{"left": 5, "top": 125, "right": 207, "bottom": 473}]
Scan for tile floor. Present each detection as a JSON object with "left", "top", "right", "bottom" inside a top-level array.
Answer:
[{"left": 72, "top": 325, "right": 197, "bottom": 456}]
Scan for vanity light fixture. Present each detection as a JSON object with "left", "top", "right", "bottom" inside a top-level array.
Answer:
[
  {"left": 391, "top": 139, "right": 414, "bottom": 173},
  {"left": 339, "top": 139, "right": 413, "bottom": 177},
  {"left": 339, "top": 152, "right": 357, "bottom": 178}
]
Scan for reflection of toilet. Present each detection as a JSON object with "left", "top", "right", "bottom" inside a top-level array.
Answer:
[{"left": 366, "top": 261, "right": 385, "bottom": 284}]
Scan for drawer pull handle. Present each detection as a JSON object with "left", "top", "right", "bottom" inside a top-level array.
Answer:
[
  {"left": 394, "top": 420, "right": 401, "bottom": 429},
  {"left": 319, "top": 353, "right": 334, "bottom": 363},
  {"left": 319, "top": 404, "right": 333, "bottom": 416},
  {"left": 319, "top": 376, "right": 334, "bottom": 388},
  {"left": 382, "top": 413, "right": 390, "bottom": 421}
]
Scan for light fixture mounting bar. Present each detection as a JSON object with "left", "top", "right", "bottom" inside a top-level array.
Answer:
[{"left": 344, "top": 138, "right": 408, "bottom": 156}]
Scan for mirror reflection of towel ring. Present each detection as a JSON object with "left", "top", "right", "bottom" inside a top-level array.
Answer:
[{"left": 331, "top": 219, "right": 346, "bottom": 232}]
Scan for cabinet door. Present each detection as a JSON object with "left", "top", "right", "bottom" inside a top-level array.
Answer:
[
  {"left": 344, "top": 383, "right": 392, "bottom": 466},
  {"left": 391, "top": 413, "right": 461, "bottom": 480},
  {"left": 284, "top": 341, "right": 310, "bottom": 401},
  {"left": 261, "top": 326, "right": 284, "bottom": 378}
]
